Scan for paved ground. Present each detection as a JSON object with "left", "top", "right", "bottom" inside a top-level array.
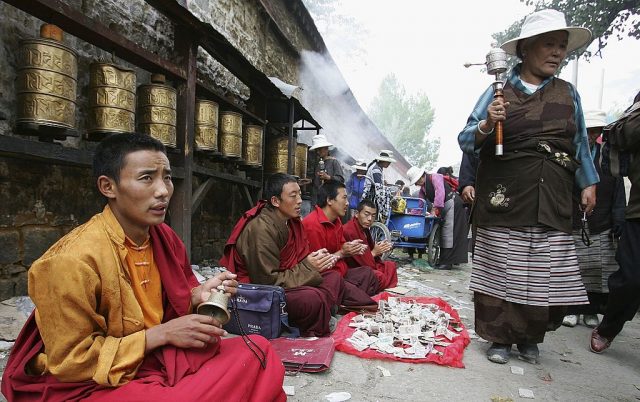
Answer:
[
  {"left": 284, "top": 255, "right": 640, "bottom": 402},
  {"left": 1, "top": 254, "right": 639, "bottom": 401}
]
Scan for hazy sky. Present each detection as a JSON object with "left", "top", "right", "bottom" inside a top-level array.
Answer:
[{"left": 318, "top": 0, "right": 640, "bottom": 170}]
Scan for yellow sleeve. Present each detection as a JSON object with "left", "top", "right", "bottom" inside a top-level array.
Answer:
[{"left": 29, "top": 254, "right": 146, "bottom": 387}]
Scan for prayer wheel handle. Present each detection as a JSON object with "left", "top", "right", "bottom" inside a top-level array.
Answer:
[{"left": 493, "top": 81, "right": 504, "bottom": 156}]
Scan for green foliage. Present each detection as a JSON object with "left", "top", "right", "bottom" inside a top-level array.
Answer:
[
  {"left": 494, "top": 0, "right": 640, "bottom": 62},
  {"left": 368, "top": 74, "right": 440, "bottom": 170}
]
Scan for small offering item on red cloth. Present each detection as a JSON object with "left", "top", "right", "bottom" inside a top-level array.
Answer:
[{"left": 331, "top": 293, "right": 470, "bottom": 368}]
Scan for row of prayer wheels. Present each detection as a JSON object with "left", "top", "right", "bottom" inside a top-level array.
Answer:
[
  {"left": 15, "top": 24, "right": 307, "bottom": 175},
  {"left": 264, "top": 137, "right": 308, "bottom": 179}
]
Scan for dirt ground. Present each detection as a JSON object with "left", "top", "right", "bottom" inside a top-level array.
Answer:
[{"left": 1, "top": 254, "right": 639, "bottom": 401}]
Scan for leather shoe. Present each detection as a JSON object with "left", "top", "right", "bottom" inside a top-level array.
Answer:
[
  {"left": 434, "top": 264, "right": 452, "bottom": 270},
  {"left": 590, "top": 327, "right": 613, "bottom": 354}
]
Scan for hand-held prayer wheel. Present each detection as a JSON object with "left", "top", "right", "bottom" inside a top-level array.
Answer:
[
  {"left": 87, "top": 62, "right": 136, "bottom": 137},
  {"left": 16, "top": 24, "right": 77, "bottom": 132},
  {"left": 242, "top": 124, "right": 263, "bottom": 166},
  {"left": 137, "top": 74, "right": 177, "bottom": 147},
  {"left": 220, "top": 111, "right": 243, "bottom": 157},
  {"left": 197, "top": 287, "right": 231, "bottom": 325},
  {"left": 195, "top": 99, "right": 219, "bottom": 151},
  {"left": 485, "top": 47, "right": 508, "bottom": 156}
]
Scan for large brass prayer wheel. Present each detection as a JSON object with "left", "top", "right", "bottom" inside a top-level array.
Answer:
[
  {"left": 265, "top": 137, "right": 290, "bottom": 174},
  {"left": 16, "top": 24, "right": 77, "bottom": 130},
  {"left": 295, "top": 143, "right": 308, "bottom": 179},
  {"left": 87, "top": 63, "right": 136, "bottom": 136},
  {"left": 242, "top": 125, "right": 263, "bottom": 166},
  {"left": 137, "top": 74, "right": 177, "bottom": 147},
  {"left": 220, "top": 111, "right": 242, "bottom": 157},
  {"left": 195, "top": 99, "right": 219, "bottom": 151}
]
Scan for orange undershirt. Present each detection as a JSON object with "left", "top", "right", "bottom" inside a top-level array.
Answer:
[{"left": 124, "top": 236, "right": 163, "bottom": 328}]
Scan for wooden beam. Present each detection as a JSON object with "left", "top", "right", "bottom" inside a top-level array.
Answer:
[
  {"left": 168, "top": 29, "right": 197, "bottom": 255},
  {"left": 191, "top": 177, "right": 215, "bottom": 214},
  {"left": 0, "top": 134, "right": 92, "bottom": 167},
  {"left": 240, "top": 184, "right": 254, "bottom": 209},
  {"left": 2, "top": 0, "right": 186, "bottom": 80},
  {"left": 192, "top": 165, "right": 261, "bottom": 188}
]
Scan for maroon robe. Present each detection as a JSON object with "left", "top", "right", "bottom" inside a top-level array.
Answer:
[
  {"left": 2, "top": 223, "right": 285, "bottom": 402},
  {"left": 303, "top": 207, "right": 379, "bottom": 302},
  {"left": 343, "top": 217, "right": 398, "bottom": 291},
  {"left": 220, "top": 202, "right": 344, "bottom": 337}
]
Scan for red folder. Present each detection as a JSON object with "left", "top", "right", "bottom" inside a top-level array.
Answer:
[{"left": 269, "top": 337, "right": 335, "bottom": 373}]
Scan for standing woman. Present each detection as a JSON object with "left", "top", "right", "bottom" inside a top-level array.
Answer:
[
  {"left": 457, "top": 9, "right": 598, "bottom": 364},
  {"left": 309, "top": 134, "right": 344, "bottom": 206}
]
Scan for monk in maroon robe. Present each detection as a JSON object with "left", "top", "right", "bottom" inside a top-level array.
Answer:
[
  {"left": 343, "top": 199, "right": 398, "bottom": 291},
  {"left": 220, "top": 173, "right": 344, "bottom": 337},
  {"left": 2, "top": 134, "right": 284, "bottom": 402},
  {"left": 303, "top": 180, "right": 379, "bottom": 305}
]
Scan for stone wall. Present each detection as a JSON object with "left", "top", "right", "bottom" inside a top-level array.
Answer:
[{"left": 0, "top": 0, "right": 319, "bottom": 298}]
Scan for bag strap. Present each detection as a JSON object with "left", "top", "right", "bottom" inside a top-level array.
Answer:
[{"left": 278, "top": 289, "right": 300, "bottom": 338}]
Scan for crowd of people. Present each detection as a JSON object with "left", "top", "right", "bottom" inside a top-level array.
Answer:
[{"left": 2, "top": 7, "right": 639, "bottom": 402}]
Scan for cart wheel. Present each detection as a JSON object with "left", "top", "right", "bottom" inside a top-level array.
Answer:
[
  {"left": 427, "top": 222, "right": 441, "bottom": 266},
  {"left": 370, "top": 222, "right": 392, "bottom": 261}
]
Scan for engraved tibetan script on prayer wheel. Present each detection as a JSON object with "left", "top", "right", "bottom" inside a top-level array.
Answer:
[
  {"left": 195, "top": 99, "right": 219, "bottom": 151},
  {"left": 242, "top": 125, "right": 263, "bottom": 166},
  {"left": 87, "top": 63, "right": 136, "bottom": 136},
  {"left": 265, "top": 137, "right": 290, "bottom": 174},
  {"left": 220, "top": 111, "right": 242, "bottom": 157},
  {"left": 295, "top": 143, "right": 308, "bottom": 179},
  {"left": 137, "top": 74, "right": 177, "bottom": 147},
  {"left": 16, "top": 24, "right": 77, "bottom": 131}
]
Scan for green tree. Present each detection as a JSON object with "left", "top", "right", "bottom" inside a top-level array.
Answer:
[
  {"left": 368, "top": 73, "right": 440, "bottom": 170},
  {"left": 495, "top": 0, "right": 640, "bottom": 61}
]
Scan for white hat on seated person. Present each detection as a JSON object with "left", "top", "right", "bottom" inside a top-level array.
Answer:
[
  {"left": 309, "top": 134, "right": 334, "bottom": 151},
  {"left": 584, "top": 110, "right": 607, "bottom": 129},
  {"left": 500, "top": 9, "right": 591, "bottom": 56},
  {"left": 406, "top": 166, "right": 425, "bottom": 185}
]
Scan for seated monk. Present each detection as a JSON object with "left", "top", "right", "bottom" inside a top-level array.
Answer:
[
  {"left": 220, "top": 173, "right": 344, "bottom": 337},
  {"left": 1, "top": 133, "right": 284, "bottom": 402},
  {"left": 343, "top": 200, "right": 398, "bottom": 291},
  {"left": 303, "top": 179, "right": 379, "bottom": 306}
]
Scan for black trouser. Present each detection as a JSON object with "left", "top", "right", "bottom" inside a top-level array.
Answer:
[{"left": 599, "top": 219, "right": 640, "bottom": 338}]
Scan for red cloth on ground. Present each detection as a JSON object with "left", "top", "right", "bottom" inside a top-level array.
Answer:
[
  {"left": 343, "top": 218, "right": 398, "bottom": 291},
  {"left": 331, "top": 293, "right": 471, "bottom": 368},
  {"left": 2, "top": 223, "right": 285, "bottom": 402},
  {"left": 220, "top": 200, "right": 310, "bottom": 283},
  {"left": 302, "top": 206, "right": 349, "bottom": 276}
]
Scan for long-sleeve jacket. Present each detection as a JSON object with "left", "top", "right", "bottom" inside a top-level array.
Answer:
[{"left": 235, "top": 206, "right": 322, "bottom": 288}]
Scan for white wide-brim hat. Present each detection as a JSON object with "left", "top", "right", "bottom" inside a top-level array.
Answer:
[
  {"left": 351, "top": 158, "right": 367, "bottom": 171},
  {"left": 406, "top": 166, "right": 424, "bottom": 185},
  {"left": 375, "top": 150, "right": 396, "bottom": 163},
  {"left": 309, "top": 134, "right": 334, "bottom": 151},
  {"left": 584, "top": 110, "right": 607, "bottom": 129},
  {"left": 500, "top": 9, "right": 591, "bottom": 56}
]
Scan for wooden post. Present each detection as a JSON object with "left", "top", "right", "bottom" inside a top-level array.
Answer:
[{"left": 169, "top": 28, "right": 197, "bottom": 257}]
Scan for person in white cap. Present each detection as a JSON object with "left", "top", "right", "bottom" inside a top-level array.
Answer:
[
  {"left": 309, "top": 134, "right": 344, "bottom": 206},
  {"left": 457, "top": 9, "right": 598, "bottom": 365},
  {"left": 406, "top": 166, "right": 468, "bottom": 270},
  {"left": 562, "top": 111, "right": 626, "bottom": 329},
  {"left": 361, "top": 150, "right": 396, "bottom": 220},
  {"left": 346, "top": 159, "right": 369, "bottom": 216}
]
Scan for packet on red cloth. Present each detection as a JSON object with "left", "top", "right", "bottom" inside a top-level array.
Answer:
[{"left": 269, "top": 337, "right": 335, "bottom": 373}]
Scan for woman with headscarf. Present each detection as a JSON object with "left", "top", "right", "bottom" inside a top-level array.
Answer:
[
  {"left": 457, "top": 9, "right": 598, "bottom": 364},
  {"left": 362, "top": 150, "right": 396, "bottom": 222}
]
